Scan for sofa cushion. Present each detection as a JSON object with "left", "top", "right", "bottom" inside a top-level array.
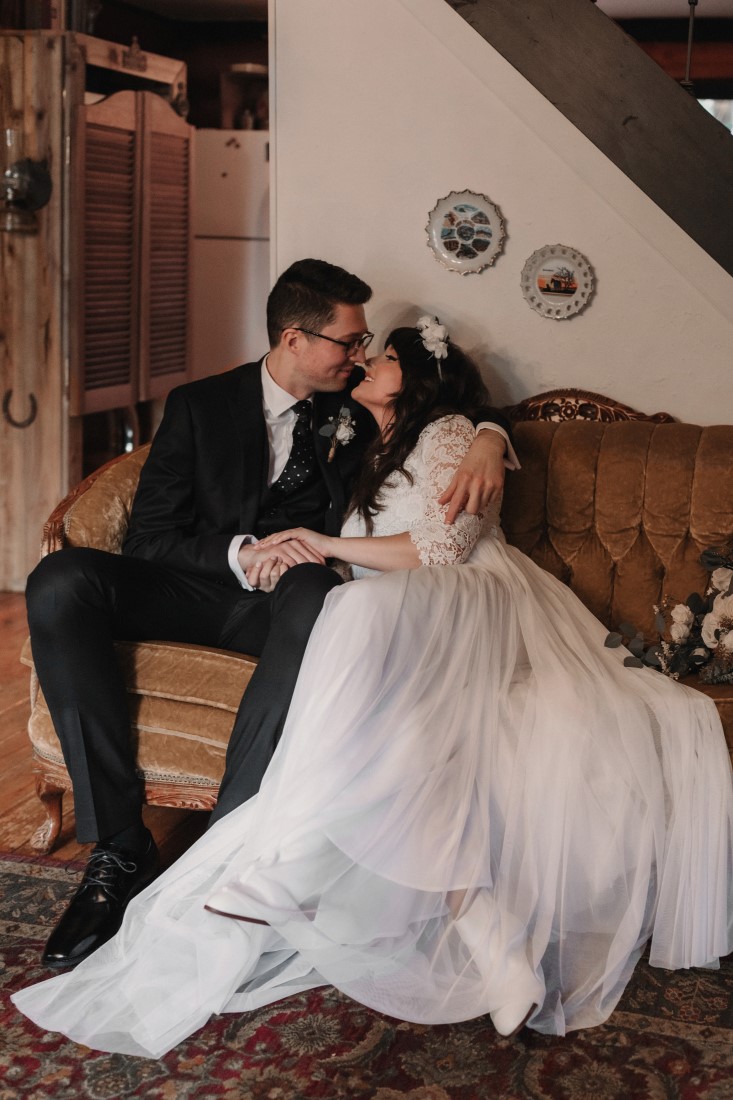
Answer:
[{"left": 23, "top": 639, "right": 257, "bottom": 787}]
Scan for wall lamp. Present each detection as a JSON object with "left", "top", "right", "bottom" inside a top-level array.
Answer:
[{"left": 1, "top": 128, "right": 52, "bottom": 236}]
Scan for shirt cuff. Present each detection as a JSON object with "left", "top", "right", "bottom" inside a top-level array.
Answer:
[
  {"left": 228, "top": 534, "right": 258, "bottom": 590},
  {"left": 474, "top": 422, "right": 521, "bottom": 471}
]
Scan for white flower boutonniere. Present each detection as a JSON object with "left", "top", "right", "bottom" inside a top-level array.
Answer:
[{"left": 319, "top": 407, "right": 356, "bottom": 462}]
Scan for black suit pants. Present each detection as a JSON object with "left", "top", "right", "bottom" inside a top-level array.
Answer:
[{"left": 25, "top": 548, "right": 342, "bottom": 841}]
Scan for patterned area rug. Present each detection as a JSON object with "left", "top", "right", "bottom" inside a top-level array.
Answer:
[{"left": 1, "top": 853, "right": 732, "bottom": 1100}]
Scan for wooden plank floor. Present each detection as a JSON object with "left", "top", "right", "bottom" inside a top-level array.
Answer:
[{"left": 0, "top": 591, "right": 207, "bottom": 868}]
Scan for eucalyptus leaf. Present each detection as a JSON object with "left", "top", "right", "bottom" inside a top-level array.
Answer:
[
  {"left": 700, "top": 547, "right": 733, "bottom": 571},
  {"left": 644, "top": 645, "right": 662, "bottom": 668},
  {"left": 670, "top": 650, "right": 688, "bottom": 675},
  {"left": 605, "top": 632, "right": 623, "bottom": 648},
  {"left": 623, "top": 655, "right": 645, "bottom": 668},
  {"left": 629, "top": 635, "right": 645, "bottom": 657},
  {"left": 686, "top": 592, "right": 707, "bottom": 616},
  {"left": 318, "top": 423, "right": 336, "bottom": 438},
  {"left": 617, "top": 622, "right": 636, "bottom": 638},
  {"left": 699, "top": 548, "right": 720, "bottom": 569},
  {"left": 654, "top": 612, "right": 666, "bottom": 635}
]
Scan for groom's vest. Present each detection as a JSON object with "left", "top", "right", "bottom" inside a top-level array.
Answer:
[{"left": 254, "top": 467, "right": 333, "bottom": 539}]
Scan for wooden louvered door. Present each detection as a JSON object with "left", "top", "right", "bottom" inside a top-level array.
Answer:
[
  {"left": 71, "top": 91, "right": 141, "bottom": 414},
  {"left": 138, "top": 94, "right": 192, "bottom": 401},
  {"left": 71, "top": 90, "right": 192, "bottom": 414},
  {"left": 0, "top": 30, "right": 190, "bottom": 590}
]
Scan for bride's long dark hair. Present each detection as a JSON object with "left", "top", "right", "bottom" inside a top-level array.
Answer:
[{"left": 348, "top": 326, "right": 490, "bottom": 533}]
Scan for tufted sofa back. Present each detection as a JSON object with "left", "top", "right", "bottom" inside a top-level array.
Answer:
[{"left": 501, "top": 421, "right": 733, "bottom": 643}]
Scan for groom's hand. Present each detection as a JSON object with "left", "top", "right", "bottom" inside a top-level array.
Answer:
[
  {"left": 238, "top": 538, "right": 326, "bottom": 591},
  {"left": 245, "top": 554, "right": 288, "bottom": 593},
  {"left": 439, "top": 430, "right": 506, "bottom": 524}
]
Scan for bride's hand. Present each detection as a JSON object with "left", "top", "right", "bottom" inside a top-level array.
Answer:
[
  {"left": 258, "top": 528, "right": 337, "bottom": 558},
  {"left": 439, "top": 430, "right": 506, "bottom": 523}
]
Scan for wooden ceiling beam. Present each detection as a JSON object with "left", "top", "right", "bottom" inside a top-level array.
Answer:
[{"left": 639, "top": 40, "right": 733, "bottom": 81}]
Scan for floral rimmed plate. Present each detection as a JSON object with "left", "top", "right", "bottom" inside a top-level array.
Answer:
[
  {"left": 520, "top": 244, "right": 595, "bottom": 319},
  {"left": 426, "top": 190, "right": 505, "bottom": 275}
]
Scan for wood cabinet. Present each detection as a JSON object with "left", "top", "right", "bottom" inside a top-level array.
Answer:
[
  {"left": 72, "top": 89, "right": 192, "bottom": 413},
  {"left": 0, "top": 31, "right": 192, "bottom": 590}
]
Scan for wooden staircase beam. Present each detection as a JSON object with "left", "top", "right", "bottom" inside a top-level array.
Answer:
[{"left": 446, "top": 0, "right": 733, "bottom": 279}]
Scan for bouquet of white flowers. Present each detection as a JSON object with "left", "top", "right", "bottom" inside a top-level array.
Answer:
[{"left": 606, "top": 547, "right": 733, "bottom": 683}]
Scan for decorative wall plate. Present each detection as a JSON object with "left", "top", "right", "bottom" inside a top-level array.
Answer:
[
  {"left": 426, "top": 190, "right": 505, "bottom": 275},
  {"left": 520, "top": 244, "right": 594, "bottom": 319}
]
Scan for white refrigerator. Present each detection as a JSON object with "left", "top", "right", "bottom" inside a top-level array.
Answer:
[{"left": 191, "top": 130, "right": 270, "bottom": 378}]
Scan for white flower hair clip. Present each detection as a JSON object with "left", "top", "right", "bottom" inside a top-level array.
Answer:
[{"left": 416, "top": 315, "right": 449, "bottom": 379}]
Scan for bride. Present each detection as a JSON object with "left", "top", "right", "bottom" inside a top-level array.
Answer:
[{"left": 13, "top": 317, "right": 733, "bottom": 1058}]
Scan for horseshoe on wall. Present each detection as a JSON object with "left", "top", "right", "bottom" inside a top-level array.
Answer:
[{"left": 2, "top": 389, "right": 38, "bottom": 429}]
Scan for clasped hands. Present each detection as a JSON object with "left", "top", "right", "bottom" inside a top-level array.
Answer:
[{"left": 237, "top": 535, "right": 332, "bottom": 593}]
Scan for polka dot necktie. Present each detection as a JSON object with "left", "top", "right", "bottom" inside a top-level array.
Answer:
[{"left": 271, "top": 400, "right": 317, "bottom": 494}]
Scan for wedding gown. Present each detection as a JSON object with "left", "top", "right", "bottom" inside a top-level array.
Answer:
[{"left": 13, "top": 415, "right": 733, "bottom": 1058}]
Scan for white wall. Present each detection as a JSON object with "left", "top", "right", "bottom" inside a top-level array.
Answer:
[{"left": 269, "top": 0, "right": 733, "bottom": 423}]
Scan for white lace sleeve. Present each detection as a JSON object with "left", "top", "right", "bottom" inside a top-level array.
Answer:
[{"left": 407, "top": 416, "right": 484, "bottom": 566}]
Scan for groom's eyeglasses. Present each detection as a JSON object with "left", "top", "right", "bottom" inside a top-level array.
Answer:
[{"left": 294, "top": 328, "right": 374, "bottom": 354}]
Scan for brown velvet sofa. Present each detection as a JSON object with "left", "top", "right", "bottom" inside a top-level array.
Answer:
[{"left": 21, "top": 394, "right": 733, "bottom": 852}]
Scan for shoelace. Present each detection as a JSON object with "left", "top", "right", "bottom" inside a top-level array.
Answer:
[{"left": 78, "top": 849, "right": 140, "bottom": 900}]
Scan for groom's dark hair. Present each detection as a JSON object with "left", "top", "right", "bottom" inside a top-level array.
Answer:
[
  {"left": 266, "top": 259, "right": 372, "bottom": 348},
  {"left": 348, "top": 326, "right": 490, "bottom": 533}
]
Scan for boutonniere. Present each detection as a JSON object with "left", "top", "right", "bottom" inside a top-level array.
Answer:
[{"left": 319, "top": 407, "right": 356, "bottom": 462}]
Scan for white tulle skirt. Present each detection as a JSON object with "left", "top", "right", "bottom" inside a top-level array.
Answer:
[{"left": 12, "top": 537, "right": 733, "bottom": 1057}]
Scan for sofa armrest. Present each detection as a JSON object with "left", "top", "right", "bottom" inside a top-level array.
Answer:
[{"left": 41, "top": 444, "right": 152, "bottom": 557}]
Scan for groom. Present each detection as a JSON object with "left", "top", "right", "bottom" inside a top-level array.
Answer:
[{"left": 26, "top": 258, "right": 512, "bottom": 969}]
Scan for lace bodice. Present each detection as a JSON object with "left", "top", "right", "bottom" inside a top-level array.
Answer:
[{"left": 340, "top": 415, "right": 501, "bottom": 578}]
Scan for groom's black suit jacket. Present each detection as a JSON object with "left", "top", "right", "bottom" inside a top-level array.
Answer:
[{"left": 122, "top": 360, "right": 378, "bottom": 587}]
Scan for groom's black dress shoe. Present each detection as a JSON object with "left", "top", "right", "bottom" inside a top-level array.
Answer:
[{"left": 42, "top": 839, "right": 160, "bottom": 969}]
